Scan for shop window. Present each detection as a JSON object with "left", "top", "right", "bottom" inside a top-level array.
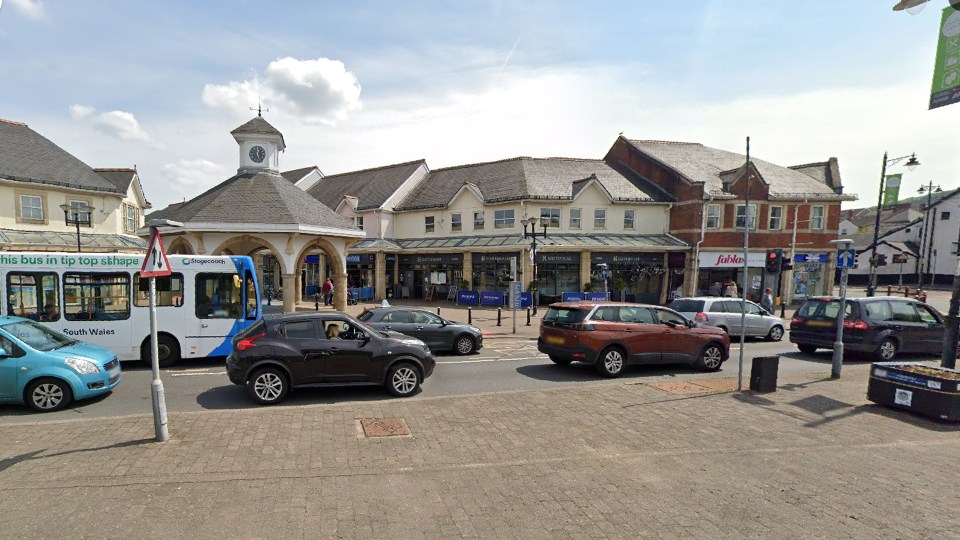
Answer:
[
  {"left": 540, "top": 207, "right": 561, "bottom": 228},
  {"left": 810, "top": 206, "right": 825, "bottom": 230},
  {"left": 19, "top": 194, "right": 44, "bottom": 221},
  {"left": 623, "top": 209, "right": 635, "bottom": 229},
  {"left": 7, "top": 272, "right": 60, "bottom": 321},
  {"left": 494, "top": 209, "right": 515, "bottom": 229},
  {"left": 425, "top": 216, "right": 435, "bottom": 233},
  {"left": 474, "top": 211, "right": 485, "bottom": 230},
  {"left": 195, "top": 273, "right": 243, "bottom": 319},
  {"left": 64, "top": 273, "right": 130, "bottom": 321},
  {"left": 735, "top": 204, "right": 757, "bottom": 229},
  {"left": 769, "top": 206, "right": 783, "bottom": 230},
  {"left": 134, "top": 273, "right": 184, "bottom": 307},
  {"left": 942, "top": 211, "right": 951, "bottom": 221},
  {"left": 569, "top": 208, "right": 581, "bottom": 229},
  {"left": 594, "top": 209, "right": 606, "bottom": 229},
  {"left": 451, "top": 213, "right": 462, "bottom": 232},
  {"left": 705, "top": 204, "right": 720, "bottom": 229}
]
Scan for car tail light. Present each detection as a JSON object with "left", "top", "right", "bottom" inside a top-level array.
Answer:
[
  {"left": 695, "top": 312, "right": 708, "bottom": 322},
  {"left": 237, "top": 332, "right": 265, "bottom": 351},
  {"left": 843, "top": 319, "right": 868, "bottom": 330},
  {"left": 790, "top": 316, "right": 805, "bottom": 325}
]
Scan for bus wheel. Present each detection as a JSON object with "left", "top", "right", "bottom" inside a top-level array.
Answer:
[{"left": 142, "top": 335, "right": 181, "bottom": 368}]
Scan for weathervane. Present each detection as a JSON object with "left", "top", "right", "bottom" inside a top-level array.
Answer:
[{"left": 250, "top": 99, "right": 269, "bottom": 117}]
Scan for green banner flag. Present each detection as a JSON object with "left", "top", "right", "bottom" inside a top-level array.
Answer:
[
  {"left": 883, "top": 174, "right": 902, "bottom": 206},
  {"left": 930, "top": 5, "right": 960, "bottom": 110}
]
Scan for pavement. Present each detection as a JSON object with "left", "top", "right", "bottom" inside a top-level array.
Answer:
[{"left": 2, "top": 363, "right": 959, "bottom": 538}]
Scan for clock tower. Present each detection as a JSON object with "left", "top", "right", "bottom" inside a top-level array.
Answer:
[{"left": 230, "top": 112, "right": 286, "bottom": 175}]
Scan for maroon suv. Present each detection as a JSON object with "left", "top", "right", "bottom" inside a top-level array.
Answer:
[{"left": 537, "top": 302, "right": 730, "bottom": 377}]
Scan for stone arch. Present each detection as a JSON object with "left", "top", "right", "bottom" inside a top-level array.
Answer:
[
  {"left": 167, "top": 236, "right": 196, "bottom": 255},
  {"left": 210, "top": 235, "right": 287, "bottom": 274},
  {"left": 295, "top": 237, "right": 348, "bottom": 311}
]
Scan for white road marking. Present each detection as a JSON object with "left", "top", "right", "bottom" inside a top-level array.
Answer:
[
  {"left": 168, "top": 371, "right": 226, "bottom": 377},
  {"left": 439, "top": 356, "right": 543, "bottom": 365}
]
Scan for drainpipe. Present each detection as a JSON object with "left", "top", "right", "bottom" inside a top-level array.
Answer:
[{"left": 692, "top": 193, "right": 712, "bottom": 295}]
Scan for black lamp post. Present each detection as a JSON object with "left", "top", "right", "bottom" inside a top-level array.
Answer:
[
  {"left": 523, "top": 217, "right": 548, "bottom": 314},
  {"left": 60, "top": 203, "right": 94, "bottom": 253},
  {"left": 918, "top": 182, "right": 942, "bottom": 288},
  {"left": 867, "top": 152, "right": 919, "bottom": 296}
]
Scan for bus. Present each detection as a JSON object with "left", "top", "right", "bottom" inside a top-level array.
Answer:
[{"left": 0, "top": 252, "right": 262, "bottom": 367}]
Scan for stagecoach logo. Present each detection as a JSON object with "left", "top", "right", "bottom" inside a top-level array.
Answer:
[{"left": 180, "top": 258, "right": 227, "bottom": 266}]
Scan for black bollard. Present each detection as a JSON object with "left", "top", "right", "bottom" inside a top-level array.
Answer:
[
  {"left": 496, "top": 308, "right": 502, "bottom": 326},
  {"left": 526, "top": 308, "right": 531, "bottom": 326},
  {"left": 437, "top": 307, "right": 441, "bottom": 316},
  {"left": 468, "top": 307, "right": 472, "bottom": 324}
]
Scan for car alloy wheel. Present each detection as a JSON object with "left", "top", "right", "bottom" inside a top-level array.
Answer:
[
  {"left": 248, "top": 368, "right": 288, "bottom": 405},
  {"left": 700, "top": 345, "right": 724, "bottom": 371},
  {"left": 878, "top": 339, "right": 897, "bottom": 361},
  {"left": 387, "top": 362, "right": 420, "bottom": 397},
  {"left": 455, "top": 335, "right": 475, "bottom": 355},
  {"left": 26, "top": 378, "right": 72, "bottom": 412},
  {"left": 767, "top": 326, "right": 784, "bottom": 342},
  {"left": 596, "top": 348, "right": 625, "bottom": 378}
]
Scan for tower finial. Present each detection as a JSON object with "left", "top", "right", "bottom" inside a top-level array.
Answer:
[{"left": 249, "top": 99, "right": 269, "bottom": 117}]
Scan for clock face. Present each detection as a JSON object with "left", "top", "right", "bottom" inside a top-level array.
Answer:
[{"left": 249, "top": 145, "right": 266, "bottom": 163}]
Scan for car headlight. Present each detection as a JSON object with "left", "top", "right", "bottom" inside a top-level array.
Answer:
[{"left": 65, "top": 357, "right": 100, "bottom": 375}]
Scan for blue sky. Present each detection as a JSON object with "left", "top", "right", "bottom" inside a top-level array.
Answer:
[{"left": 1, "top": 0, "right": 957, "bottom": 210}]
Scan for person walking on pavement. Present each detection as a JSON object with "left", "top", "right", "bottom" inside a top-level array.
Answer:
[
  {"left": 321, "top": 278, "right": 333, "bottom": 306},
  {"left": 708, "top": 281, "right": 722, "bottom": 297},
  {"left": 761, "top": 287, "right": 774, "bottom": 313},
  {"left": 723, "top": 280, "right": 739, "bottom": 298}
]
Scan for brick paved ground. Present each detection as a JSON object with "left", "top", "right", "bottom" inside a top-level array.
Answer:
[{"left": 1, "top": 364, "right": 959, "bottom": 539}]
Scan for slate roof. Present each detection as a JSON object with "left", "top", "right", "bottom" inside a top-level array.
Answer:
[
  {"left": 625, "top": 139, "right": 851, "bottom": 200},
  {"left": 0, "top": 118, "right": 124, "bottom": 194},
  {"left": 94, "top": 168, "right": 136, "bottom": 192},
  {"left": 308, "top": 160, "right": 426, "bottom": 211},
  {"left": 230, "top": 116, "right": 286, "bottom": 149},
  {"left": 396, "top": 157, "right": 671, "bottom": 211},
  {"left": 281, "top": 166, "right": 321, "bottom": 184},
  {"left": 148, "top": 171, "right": 358, "bottom": 231}
]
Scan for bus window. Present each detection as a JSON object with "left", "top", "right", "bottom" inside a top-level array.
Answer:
[
  {"left": 64, "top": 273, "right": 131, "bottom": 321},
  {"left": 196, "top": 273, "right": 243, "bottom": 319},
  {"left": 134, "top": 273, "right": 184, "bottom": 307},
  {"left": 6, "top": 272, "right": 60, "bottom": 321},
  {"left": 244, "top": 270, "right": 258, "bottom": 320}
]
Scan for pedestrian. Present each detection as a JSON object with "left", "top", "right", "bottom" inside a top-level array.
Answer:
[
  {"left": 708, "top": 281, "right": 722, "bottom": 296},
  {"left": 761, "top": 287, "right": 774, "bottom": 313},
  {"left": 724, "top": 280, "right": 738, "bottom": 298},
  {"left": 321, "top": 278, "right": 333, "bottom": 306}
]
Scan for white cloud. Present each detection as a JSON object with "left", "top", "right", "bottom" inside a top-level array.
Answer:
[
  {"left": 69, "top": 104, "right": 153, "bottom": 143},
  {"left": 202, "top": 57, "right": 362, "bottom": 125},
  {"left": 154, "top": 159, "right": 231, "bottom": 203},
  {"left": 6, "top": 0, "right": 45, "bottom": 20}
]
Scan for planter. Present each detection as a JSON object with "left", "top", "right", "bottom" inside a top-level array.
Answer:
[{"left": 867, "top": 362, "right": 960, "bottom": 421}]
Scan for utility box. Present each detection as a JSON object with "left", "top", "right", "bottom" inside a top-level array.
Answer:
[{"left": 750, "top": 356, "right": 780, "bottom": 393}]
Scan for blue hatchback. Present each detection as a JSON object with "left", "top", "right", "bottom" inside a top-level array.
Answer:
[{"left": 0, "top": 316, "right": 121, "bottom": 412}]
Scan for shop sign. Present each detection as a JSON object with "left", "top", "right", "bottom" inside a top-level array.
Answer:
[
  {"left": 668, "top": 252, "right": 686, "bottom": 268},
  {"left": 474, "top": 252, "right": 519, "bottom": 265},
  {"left": 591, "top": 252, "right": 662, "bottom": 265},
  {"left": 399, "top": 253, "right": 463, "bottom": 265},
  {"left": 456, "top": 290, "right": 479, "bottom": 305},
  {"left": 386, "top": 254, "right": 397, "bottom": 263},
  {"left": 479, "top": 291, "right": 505, "bottom": 306},
  {"left": 562, "top": 292, "right": 586, "bottom": 302},
  {"left": 535, "top": 252, "right": 579, "bottom": 265},
  {"left": 345, "top": 254, "right": 374, "bottom": 265},
  {"left": 698, "top": 251, "right": 766, "bottom": 268},
  {"left": 305, "top": 255, "right": 320, "bottom": 263}
]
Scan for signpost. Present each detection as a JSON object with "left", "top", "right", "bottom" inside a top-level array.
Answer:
[
  {"left": 511, "top": 281, "right": 521, "bottom": 334},
  {"left": 793, "top": 253, "right": 831, "bottom": 264},
  {"left": 141, "top": 220, "right": 180, "bottom": 442},
  {"left": 832, "top": 241, "right": 855, "bottom": 379}
]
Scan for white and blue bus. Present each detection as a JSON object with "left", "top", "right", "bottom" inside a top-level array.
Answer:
[{"left": 0, "top": 252, "right": 262, "bottom": 366}]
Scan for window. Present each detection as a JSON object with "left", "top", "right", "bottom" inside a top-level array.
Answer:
[
  {"left": 7, "top": 272, "right": 60, "bottom": 321},
  {"left": 2, "top": 321, "right": 73, "bottom": 352},
  {"left": 917, "top": 305, "right": 940, "bottom": 324},
  {"left": 381, "top": 311, "right": 411, "bottom": 323},
  {"left": 705, "top": 204, "right": 721, "bottom": 229},
  {"left": 411, "top": 310, "right": 443, "bottom": 324},
  {"left": 863, "top": 301, "right": 892, "bottom": 322},
  {"left": 594, "top": 208, "right": 606, "bottom": 229},
  {"left": 591, "top": 306, "right": 620, "bottom": 322},
  {"left": 424, "top": 216, "right": 435, "bottom": 233},
  {"left": 810, "top": 206, "right": 825, "bottom": 230},
  {"left": 540, "top": 208, "right": 561, "bottom": 228},
  {"left": 282, "top": 321, "right": 317, "bottom": 339},
  {"left": 768, "top": 206, "right": 783, "bottom": 230},
  {"left": 494, "top": 209, "right": 515, "bottom": 229},
  {"left": 134, "top": 273, "right": 184, "bottom": 307},
  {"left": 942, "top": 211, "right": 951, "bottom": 221},
  {"left": 354, "top": 216, "right": 364, "bottom": 229},
  {"left": 624, "top": 209, "right": 635, "bottom": 229},
  {"left": 569, "top": 208, "right": 582, "bottom": 229},
  {"left": 70, "top": 200, "right": 92, "bottom": 226},
  {"left": 321, "top": 319, "right": 368, "bottom": 341},
  {"left": 473, "top": 211, "right": 485, "bottom": 230},
  {"left": 195, "top": 273, "right": 243, "bottom": 319},
  {"left": 19, "top": 195, "right": 44, "bottom": 221},
  {"left": 64, "top": 273, "right": 131, "bottom": 321},
  {"left": 654, "top": 309, "right": 688, "bottom": 326},
  {"left": 619, "top": 306, "right": 656, "bottom": 324},
  {"left": 889, "top": 300, "right": 920, "bottom": 323},
  {"left": 735, "top": 204, "right": 757, "bottom": 229},
  {"left": 123, "top": 204, "right": 139, "bottom": 233},
  {"left": 451, "top": 213, "right": 462, "bottom": 232}
]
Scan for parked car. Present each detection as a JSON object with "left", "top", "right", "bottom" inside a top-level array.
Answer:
[
  {"left": 790, "top": 296, "right": 956, "bottom": 361},
  {"left": 537, "top": 302, "right": 730, "bottom": 377},
  {"left": 357, "top": 307, "right": 483, "bottom": 355},
  {"left": 0, "top": 316, "right": 121, "bottom": 412},
  {"left": 669, "top": 297, "right": 785, "bottom": 341},
  {"left": 226, "top": 312, "right": 436, "bottom": 405}
]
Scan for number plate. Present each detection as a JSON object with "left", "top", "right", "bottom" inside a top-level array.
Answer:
[
  {"left": 545, "top": 335, "right": 564, "bottom": 345},
  {"left": 807, "top": 320, "right": 832, "bottom": 327}
]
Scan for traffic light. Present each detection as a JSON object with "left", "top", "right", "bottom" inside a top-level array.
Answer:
[
  {"left": 877, "top": 254, "right": 888, "bottom": 266},
  {"left": 765, "top": 249, "right": 783, "bottom": 273}
]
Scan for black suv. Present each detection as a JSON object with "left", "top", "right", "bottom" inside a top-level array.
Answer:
[
  {"left": 225, "top": 313, "right": 435, "bottom": 405},
  {"left": 790, "top": 296, "right": 953, "bottom": 361}
]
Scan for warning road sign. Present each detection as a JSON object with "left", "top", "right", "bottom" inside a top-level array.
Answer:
[{"left": 140, "top": 229, "right": 172, "bottom": 277}]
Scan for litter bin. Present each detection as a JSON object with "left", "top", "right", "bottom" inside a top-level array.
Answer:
[{"left": 750, "top": 355, "right": 780, "bottom": 393}]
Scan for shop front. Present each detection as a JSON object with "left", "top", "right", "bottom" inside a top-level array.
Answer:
[
  {"left": 472, "top": 252, "right": 521, "bottom": 293},
  {"left": 398, "top": 253, "right": 463, "bottom": 299},
  {"left": 590, "top": 252, "right": 665, "bottom": 304},
  {"left": 667, "top": 252, "right": 686, "bottom": 300},
  {"left": 535, "top": 252, "right": 581, "bottom": 305},
  {"left": 346, "top": 254, "right": 375, "bottom": 288},
  {"left": 696, "top": 251, "right": 772, "bottom": 301}
]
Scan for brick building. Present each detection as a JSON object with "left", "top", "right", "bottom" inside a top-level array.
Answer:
[{"left": 605, "top": 137, "right": 856, "bottom": 303}]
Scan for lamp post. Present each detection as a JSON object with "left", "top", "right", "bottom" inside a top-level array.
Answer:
[
  {"left": 59, "top": 203, "right": 94, "bottom": 253},
  {"left": 867, "top": 152, "right": 920, "bottom": 296},
  {"left": 918, "top": 182, "right": 942, "bottom": 288},
  {"left": 523, "top": 217, "right": 548, "bottom": 314}
]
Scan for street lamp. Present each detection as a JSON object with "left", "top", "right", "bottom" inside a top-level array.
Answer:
[
  {"left": 918, "top": 182, "right": 943, "bottom": 288},
  {"left": 523, "top": 217, "right": 548, "bottom": 314},
  {"left": 59, "top": 203, "right": 94, "bottom": 253},
  {"left": 867, "top": 152, "right": 919, "bottom": 296}
]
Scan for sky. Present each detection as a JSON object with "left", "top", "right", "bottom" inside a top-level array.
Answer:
[{"left": 1, "top": 0, "right": 958, "bottom": 212}]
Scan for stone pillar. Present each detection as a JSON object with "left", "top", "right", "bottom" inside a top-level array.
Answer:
[
  {"left": 333, "top": 273, "right": 348, "bottom": 311},
  {"left": 318, "top": 254, "right": 327, "bottom": 281},
  {"left": 684, "top": 252, "right": 697, "bottom": 296},
  {"left": 281, "top": 273, "right": 297, "bottom": 313},
  {"left": 521, "top": 249, "right": 534, "bottom": 289},
  {"left": 295, "top": 271, "right": 303, "bottom": 304},
  {"left": 375, "top": 252, "right": 387, "bottom": 301},
  {"left": 462, "top": 252, "right": 473, "bottom": 289},
  {"left": 580, "top": 251, "right": 592, "bottom": 290}
]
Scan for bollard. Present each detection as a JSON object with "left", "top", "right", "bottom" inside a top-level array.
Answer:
[
  {"left": 904, "top": 287, "right": 910, "bottom": 298},
  {"left": 315, "top": 296, "right": 319, "bottom": 311},
  {"left": 496, "top": 308, "right": 502, "bottom": 326},
  {"left": 532, "top": 305, "right": 538, "bottom": 316},
  {"left": 468, "top": 307, "right": 472, "bottom": 324},
  {"left": 437, "top": 307, "right": 441, "bottom": 316},
  {"left": 526, "top": 308, "right": 531, "bottom": 326},
  {"left": 886, "top": 285, "right": 892, "bottom": 296}
]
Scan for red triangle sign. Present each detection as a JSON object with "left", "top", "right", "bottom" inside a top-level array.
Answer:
[{"left": 141, "top": 229, "right": 172, "bottom": 277}]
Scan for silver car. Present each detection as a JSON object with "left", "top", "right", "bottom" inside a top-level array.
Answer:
[{"left": 668, "top": 297, "right": 785, "bottom": 341}]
